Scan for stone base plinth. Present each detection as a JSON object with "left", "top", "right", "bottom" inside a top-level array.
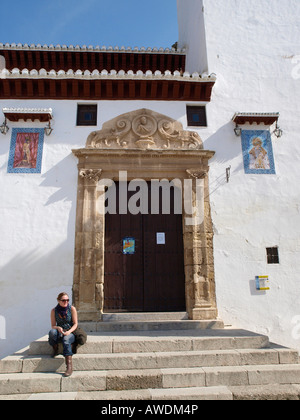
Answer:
[{"left": 192, "top": 307, "right": 219, "bottom": 321}]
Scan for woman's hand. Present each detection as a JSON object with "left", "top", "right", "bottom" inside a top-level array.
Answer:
[
  {"left": 57, "top": 327, "right": 64, "bottom": 334},
  {"left": 63, "top": 330, "right": 71, "bottom": 336}
]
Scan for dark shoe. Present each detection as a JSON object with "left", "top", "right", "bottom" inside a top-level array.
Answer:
[
  {"left": 63, "top": 356, "right": 73, "bottom": 377},
  {"left": 51, "top": 344, "right": 58, "bottom": 358}
]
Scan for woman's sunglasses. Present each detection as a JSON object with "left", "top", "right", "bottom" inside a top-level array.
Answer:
[{"left": 60, "top": 299, "right": 69, "bottom": 303}]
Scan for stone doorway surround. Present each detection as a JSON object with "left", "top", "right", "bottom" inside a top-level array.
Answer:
[{"left": 72, "top": 108, "right": 217, "bottom": 322}]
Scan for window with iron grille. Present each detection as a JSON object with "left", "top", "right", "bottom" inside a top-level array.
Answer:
[
  {"left": 77, "top": 104, "right": 97, "bottom": 126},
  {"left": 266, "top": 247, "right": 279, "bottom": 264}
]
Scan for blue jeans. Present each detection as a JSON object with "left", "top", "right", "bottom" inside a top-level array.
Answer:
[{"left": 48, "top": 329, "right": 75, "bottom": 357}]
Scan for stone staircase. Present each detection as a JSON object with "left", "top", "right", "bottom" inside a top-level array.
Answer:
[{"left": 1, "top": 315, "right": 300, "bottom": 400}]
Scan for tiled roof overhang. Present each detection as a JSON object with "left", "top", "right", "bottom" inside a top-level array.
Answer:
[
  {"left": 2, "top": 107, "right": 52, "bottom": 122},
  {"left": 0, "top": 69, "right": 216, "bottom": 101},
  {"left": 232, "top": 113, "right": 280, "bottom": 126},
  {"left": 0, "top": 44, "right": 186, "bottom": 74}
]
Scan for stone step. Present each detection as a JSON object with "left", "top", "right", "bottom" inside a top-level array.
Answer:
[
  {"left": 1, "top": 347, "right": 298, "bottom": 375},
  {"left": 80, "top": 319, "right": 225, "bottom": 332},
  {"left": 0, "top": 386, "right": 233, "bottom": 401},
  {"left": 230, "top": 384, "right": 300, "bottom": 400},
  {"left": 27, "top": 329, "right": 270, "bottom": 356},
  {"left": 3, "top": 384, "right": 300, "bottom": 400},
  {"left": 1, "top": 364, "right": 300, "bottom": 396},
  {"left": 1, "top": 324, "right": 299, "bottom": 400},
  {"left": 102, "top": 312, "right": 189, "bottom": 322},
  {"left": 0, "top": 392, "right": 79, "bottom": 400},
  {"left": 78, "top": 386, "right": 234, "bottom": 401},
  {"left": 0, "top": 373, "right": 61, "bottom": 395}
]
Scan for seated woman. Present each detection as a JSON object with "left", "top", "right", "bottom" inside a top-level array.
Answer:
[{"left": 48, "top": 292, "right": 78, "bottom": 377}]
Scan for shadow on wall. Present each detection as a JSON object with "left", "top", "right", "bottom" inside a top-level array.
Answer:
[
  {"left": 201, "top": 122, "right": 245, "bottom": 199},
  {"left": 0, "top": 235, "right": 76, "bottom": 358},
  {"left": 0, "top": 154, "right": 78, "bottom": 358},
  {"left": 39, "top": 154, "right": 78, "bottom": 205},
  {"left": 0, "top": 277, "right": 73, "bottom": 359},
  {"left": 204, "top": 121, "right": 243, "bottom": 167}
]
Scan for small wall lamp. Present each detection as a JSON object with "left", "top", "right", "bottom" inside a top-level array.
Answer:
[
  {"left": 44, "top": 120, "right": 53, "bottom": 136},
  {"left": 234, "top": 124, "right": 242, "bottom": 137},
  {"left": 273, "top": 122, "right": 283, "bottom": 138},
  {"left": 0, "top": 118, "right": 9, "bottom": 135},
  {"left": 226, "top": 166, "right": 231, "bottom": 183}
]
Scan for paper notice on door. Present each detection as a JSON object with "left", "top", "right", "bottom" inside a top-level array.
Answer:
[{"left": 156, "top": 232, "right": 166, "bottom": 245}]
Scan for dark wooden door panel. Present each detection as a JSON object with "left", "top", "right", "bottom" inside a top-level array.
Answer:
[
  {"left": 104, "top": 182, "right": 185, "bottom": 312},
  {"left": 104, "top": 212, "right": 144, "bottom": 311},
  {"left": 143, "top": 211, "right": 185, "bottom": 312}
]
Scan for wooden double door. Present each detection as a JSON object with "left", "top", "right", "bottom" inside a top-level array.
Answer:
[{"left": 104, "top": 182, "right": 186, "bottom": 312}]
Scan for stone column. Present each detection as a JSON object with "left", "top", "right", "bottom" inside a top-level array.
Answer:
[
  {"left": 73, "top": 168, "right": 104, "bottom": 322},
  {"left": 183, "top": 169, "right": 218, "bottom": 320}
]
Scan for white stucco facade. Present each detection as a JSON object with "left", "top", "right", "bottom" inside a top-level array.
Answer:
[
  {"left": 0, "top": 100, "right": 192, "bottom": 358},
  {"left": 178, "top": 0, "right": 300, "bottom": 348},
  {"left": 1, "top": 0, "right": 300, "bottom": 358}
]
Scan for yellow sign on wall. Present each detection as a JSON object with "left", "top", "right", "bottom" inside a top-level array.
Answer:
[{"left": 256, "top": 276, "right": 270, "bottom": 291}]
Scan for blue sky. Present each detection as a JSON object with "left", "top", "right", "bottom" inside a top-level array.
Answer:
[{"left": 0, "top": 0, "right": 178, "bottom": 48}]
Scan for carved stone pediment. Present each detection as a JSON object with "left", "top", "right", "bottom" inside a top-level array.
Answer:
[{"left": 86, "top": 109, "right": 203, "bottom": 150}]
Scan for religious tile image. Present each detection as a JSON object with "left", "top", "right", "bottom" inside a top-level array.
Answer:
[
  {"left": 241, "top": 130, "right": 276, "bottom": 175},
  {"left": 7, "top": 128, "right": 45, "bottom": 174}
]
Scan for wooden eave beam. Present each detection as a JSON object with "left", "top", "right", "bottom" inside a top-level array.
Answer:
[
  {"left": 118, "top": 80, "right": 124, "bottom": 98},
  {"left": 15, "top": 79, "right": 22, "bottom": 97},
  {"left": 1, "top": 49, "right": 187, "bottom": 74},
  {"left": 0, "top": 78, "right": 215, "bottom": 101},
  {"left": 150, "top": 80, "right": 158, "bottom": 99},
  {"left": 38, "top": 79, "right": 45, "bottom": 97},
  {"left": 140, "top": 80, "right": 147, "bottom": 98},
  {"left": 129, "top": 80, "right": 135, "bottom": 98},
  {"left": 61, "top": 79, "right": 68, "bottom": 97}
]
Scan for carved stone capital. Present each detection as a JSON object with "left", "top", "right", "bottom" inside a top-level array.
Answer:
[
  {"left": 79, "top": 169, "right": 102, "bottom": 183},
  {"left": 186, "top": 169, "right": 207, "bottom": 179}
]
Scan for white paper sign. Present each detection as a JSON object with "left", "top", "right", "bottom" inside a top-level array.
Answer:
[{"left": 156, "top": 233, "right": 166, "bottom": 245}]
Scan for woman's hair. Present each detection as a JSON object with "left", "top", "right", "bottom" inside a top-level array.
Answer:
[{"left": 57, "top": 292, "right": 69, "bottom": 301}]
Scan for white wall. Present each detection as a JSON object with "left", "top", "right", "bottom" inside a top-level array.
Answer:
[
  {"left": 201, "top": 0, "right": 300, "bottom": 349},
  {"left": 0, "top": 100, "right": 190, "bottom": 358},
  {"left": 177, "top": 0, "right": 208, "bottom": 74}
]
